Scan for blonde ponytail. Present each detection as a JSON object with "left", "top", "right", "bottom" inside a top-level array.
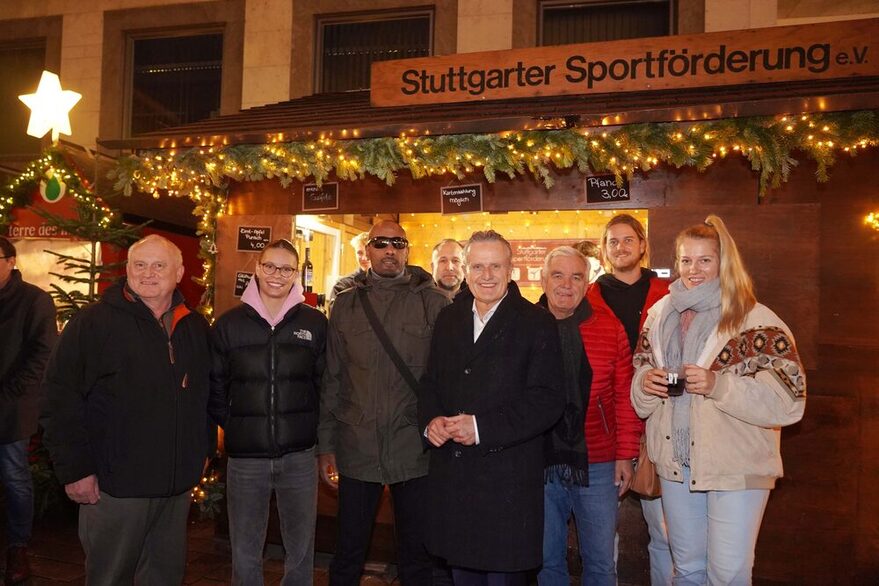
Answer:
[{"left": 674, "top": 215, "right": 756, "bottom": 336}]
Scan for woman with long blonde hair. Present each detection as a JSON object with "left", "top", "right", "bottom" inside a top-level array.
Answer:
[{"left": 631, "top": 215, "right": 806, "bottom": 585}]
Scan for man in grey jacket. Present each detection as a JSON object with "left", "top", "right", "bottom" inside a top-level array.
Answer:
[{"left": 318, "top": 220, "right": 449, "bottom": 585}]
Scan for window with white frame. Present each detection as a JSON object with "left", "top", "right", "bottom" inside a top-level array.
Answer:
[
  {"left": 317, "top": 10, "right": 433, "bottom": 93},
  {"left": 540, "top": 0, "right": 672, "bottom": 46}
]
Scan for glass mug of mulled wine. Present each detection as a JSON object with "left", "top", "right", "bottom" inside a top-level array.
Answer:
[{"left": 665, "top": 369, "right": 686, "bottom": 397}]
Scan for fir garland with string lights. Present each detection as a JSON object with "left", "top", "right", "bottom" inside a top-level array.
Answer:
[
  {"left": 109, "top": 109, "right": 879, "bottom": 316},
  {"left": 1, "top": 149, "right": 122, "bottom": 236},
  {"left": 112, "top": 110, "right": 879, "bottom": 197}
]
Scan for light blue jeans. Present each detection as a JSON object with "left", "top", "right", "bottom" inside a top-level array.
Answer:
[
  {"left": 641, "top": 495, "right": 674, "bottom": 585},
  {"left": 538, "top": 461, "right": 617, "bottom": 586},
  {"left": 660, "top": 468, "right": 770, "bottom": 586},
  {"left": 227, "top": 448, "right": 317, "bottom": 586}
]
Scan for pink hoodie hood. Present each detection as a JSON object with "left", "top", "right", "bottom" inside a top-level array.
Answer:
[{"left": 240, "top": 274, "right": 306, "bottom": 327}]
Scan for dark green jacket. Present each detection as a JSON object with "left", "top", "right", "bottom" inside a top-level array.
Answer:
[{"left": 319, "top": 265, "right": 449, "bottom": 484}]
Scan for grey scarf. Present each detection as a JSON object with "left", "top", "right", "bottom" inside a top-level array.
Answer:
[{"left": 657, "top": 278, "right": 721, "bottom": 467}]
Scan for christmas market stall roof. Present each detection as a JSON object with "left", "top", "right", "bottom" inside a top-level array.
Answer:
[{"left": 98, "top": 76, "right": 879, "bottom": 152}]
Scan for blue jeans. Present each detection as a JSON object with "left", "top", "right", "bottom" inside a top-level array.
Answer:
[
  {"left": 227, "top": 448, "right": 318, "bottom": 586},
  {"left": 0, "top": 440, "right": 33, "bottom": 547},
  {"left": 660, "top": 468, "right": 770, "bottom": 586},
  {"left": 538, "top": 461, "right": 617, "bottom": 586}
]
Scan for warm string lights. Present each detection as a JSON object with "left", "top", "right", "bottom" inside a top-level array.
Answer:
[
  {"left": 190, "top": 469, "right": 224, "bottom": 519},
  {"left": 0, "top": 150, "right": 120, "bottom": 236},
  {"left": 109, "top": 110, "right": 879, "bottom": 316},
  {"left": 114, "top": 110, "right": 879, "bottom": 200},
  {"left": 866, "top": 211, "right": 879, "bottom": 232}
]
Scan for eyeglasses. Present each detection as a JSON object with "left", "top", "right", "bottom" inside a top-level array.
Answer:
[
  {"left": 259, "top": 262, "right": 296, "bottom": 278},
  {"left": 368, "top": 236, "right": 409, "bottom": 250}
]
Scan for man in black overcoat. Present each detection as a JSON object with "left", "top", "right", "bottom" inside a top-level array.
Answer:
[{"left": 418, "top": 230, "right": 565, "bottom": 585}]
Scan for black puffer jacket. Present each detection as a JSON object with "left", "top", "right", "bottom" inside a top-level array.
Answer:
[
  {"left": 0, "top": 270, "right": 57, "bottom": 442},
  {"left": 40, "top": 282, "right": 212, "bottom": 498},
  {"left": 210, "top": 302, "right": 327, "bottom": 457}
]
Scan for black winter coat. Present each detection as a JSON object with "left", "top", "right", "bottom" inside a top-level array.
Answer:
[
  {"left": 209, "top": 302, "right": 327, "bottom": 457},
  {"left": 0, "top": 270, "right": 56, "bottom": 442},
  {"left": 417, "top": 284, "right": 565, "bottom": 572},
  {"left": 40, "top": 282, "right": 212, "bottom": 498}
]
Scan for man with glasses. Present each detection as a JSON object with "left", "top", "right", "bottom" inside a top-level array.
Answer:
[
  {"left": 41, "top": 234, "right": 213, "bottom": 585},
  {"left": 0, "top": 237, "right": 56, "bottom": 585},
  {"left": 319, "top": 220, "right": 449, "bottom": 584},
  {"left": 210, "top": 239, "right": 327, "bottom": 584}
]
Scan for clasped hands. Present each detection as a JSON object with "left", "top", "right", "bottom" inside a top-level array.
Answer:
[
  {"left": 426, "top": 414, "right": 476, "bottom": 447},
  {"left": 641, "top": 364, "right": 716, "bottom": 398}
]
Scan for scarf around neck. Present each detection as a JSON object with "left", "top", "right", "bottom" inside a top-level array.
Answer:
[
  {"left": 657, "top": 278, "right": 721, "bottom": 467},
  {"left": 542, "top": 297, "right": 593, "bottom": 486}
]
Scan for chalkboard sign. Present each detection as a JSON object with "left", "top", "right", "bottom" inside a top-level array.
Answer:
[
  {"left": 234, "top": 272, "right": 253, "bottom": 297},
  {"left": 585, "top": 175, "right": 631, "bottom": 204},
  {"left": 303, "top": 182, "right": 339, "bottom": 211},
  {"left": 440, "top": 184, "right": 482, "bottom": 214},
  {"left": 237, "top": 226, "right": 272, "bottom": 252}
]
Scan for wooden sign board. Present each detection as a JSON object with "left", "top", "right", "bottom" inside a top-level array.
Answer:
[
  {"left": 509, "top": 239, "right": 579, "bottom": 283},
  {"left": 440, "top": 184, "right": 483, "bottom": 214},
  {"left": 371, "top": 18, "right": 879, "bottom": 106},
  {"left": 237, "top": 225, "right": 272, "bottom": 252},
  {"left": 585, "top": 175, "right": 631, "bottom": 204},
  {"left": 233, "top": 272, "right": 253, "bottom": 297},
  {"left": 303, "top": 182, "right": 339, "bottom": 211}
]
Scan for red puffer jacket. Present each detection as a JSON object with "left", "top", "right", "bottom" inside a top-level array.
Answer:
[{"left": 580, "top": 304, "right": 642, "bottom": 463}]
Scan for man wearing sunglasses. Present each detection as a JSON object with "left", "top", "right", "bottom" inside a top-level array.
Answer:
[{"left": 319, "top": 220, "right": 449, "bottom": 584}]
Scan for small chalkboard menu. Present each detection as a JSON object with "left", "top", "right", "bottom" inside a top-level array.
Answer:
[
  {"left": 237, "top": 226, "right": 272, "bottom": 252},
  {"left": 585, "top": 175, "right": 631, "bottom": 204},
  {"left": 234, "top": 272, "right": 253, "bottom": 297},
  {"left": 303, "top": 182, "right": 339, "bottom": 211},
  {"left": 440, "top": 184, "right": 482, "bottom": 214}
]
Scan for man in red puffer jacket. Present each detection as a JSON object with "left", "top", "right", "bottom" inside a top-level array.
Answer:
[{"left": 588, "top": 213, "right": 671, "bottom": 585}]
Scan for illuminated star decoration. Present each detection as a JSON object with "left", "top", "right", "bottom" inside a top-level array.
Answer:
[{"left": 19, "top": 70, "right": 82, "bottom": 144}]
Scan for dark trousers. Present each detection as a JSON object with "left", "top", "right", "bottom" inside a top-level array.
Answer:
[
  {"left": 329, "top": 475, "right": 432, "bottom": 586},
  {"left": 451, "top": 567, "right": 527, "bottom": 586},
  {"left": 79, "top": 490, "right": 191, "bottom": 586}
]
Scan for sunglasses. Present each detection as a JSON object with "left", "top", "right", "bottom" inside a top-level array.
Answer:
[{"left": 368, "top": 236, "right": 409, "bottom": 250}]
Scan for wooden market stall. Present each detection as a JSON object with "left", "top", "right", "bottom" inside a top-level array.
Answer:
[{"left": 99, "top": 18, "right": 879, "bottom": 583}]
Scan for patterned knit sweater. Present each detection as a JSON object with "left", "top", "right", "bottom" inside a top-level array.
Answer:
[{"left": 630, "top": 298, "right": 806, "bottom": 491}]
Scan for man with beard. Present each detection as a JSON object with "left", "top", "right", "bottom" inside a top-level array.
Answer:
[
  {"left": 587, "top": 214, "right": 671, "bottom": 585},
  {"left": 319, "top": 220, "right": 449, "bottom": 584},
  {"left": 431, "top": 239, "right": 465, "bottom": 298},
  {"left": 419, "top": 230, "right": 564, "bottom": 585}
]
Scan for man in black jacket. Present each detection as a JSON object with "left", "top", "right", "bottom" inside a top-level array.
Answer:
[
  {"left": 41, "top": 234, "right": 212, "bottom": 585},
  {"left": 0, "top": 237, "right": 56, "bottom": 585},
  {"left": 418, "top": 230, "right": 565, "bottom": 585},
  {"left": 210, "top": 239, "right": 326, "bottom": 585}
]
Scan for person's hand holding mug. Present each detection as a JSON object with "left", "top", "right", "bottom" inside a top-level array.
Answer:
[{"left": 642, "top": 368, "right": 670, "bottom": 398}]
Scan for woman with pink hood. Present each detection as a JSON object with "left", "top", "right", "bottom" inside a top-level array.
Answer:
[{"left": 210, "top": 239, "right": 327, "bottom": 586}]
